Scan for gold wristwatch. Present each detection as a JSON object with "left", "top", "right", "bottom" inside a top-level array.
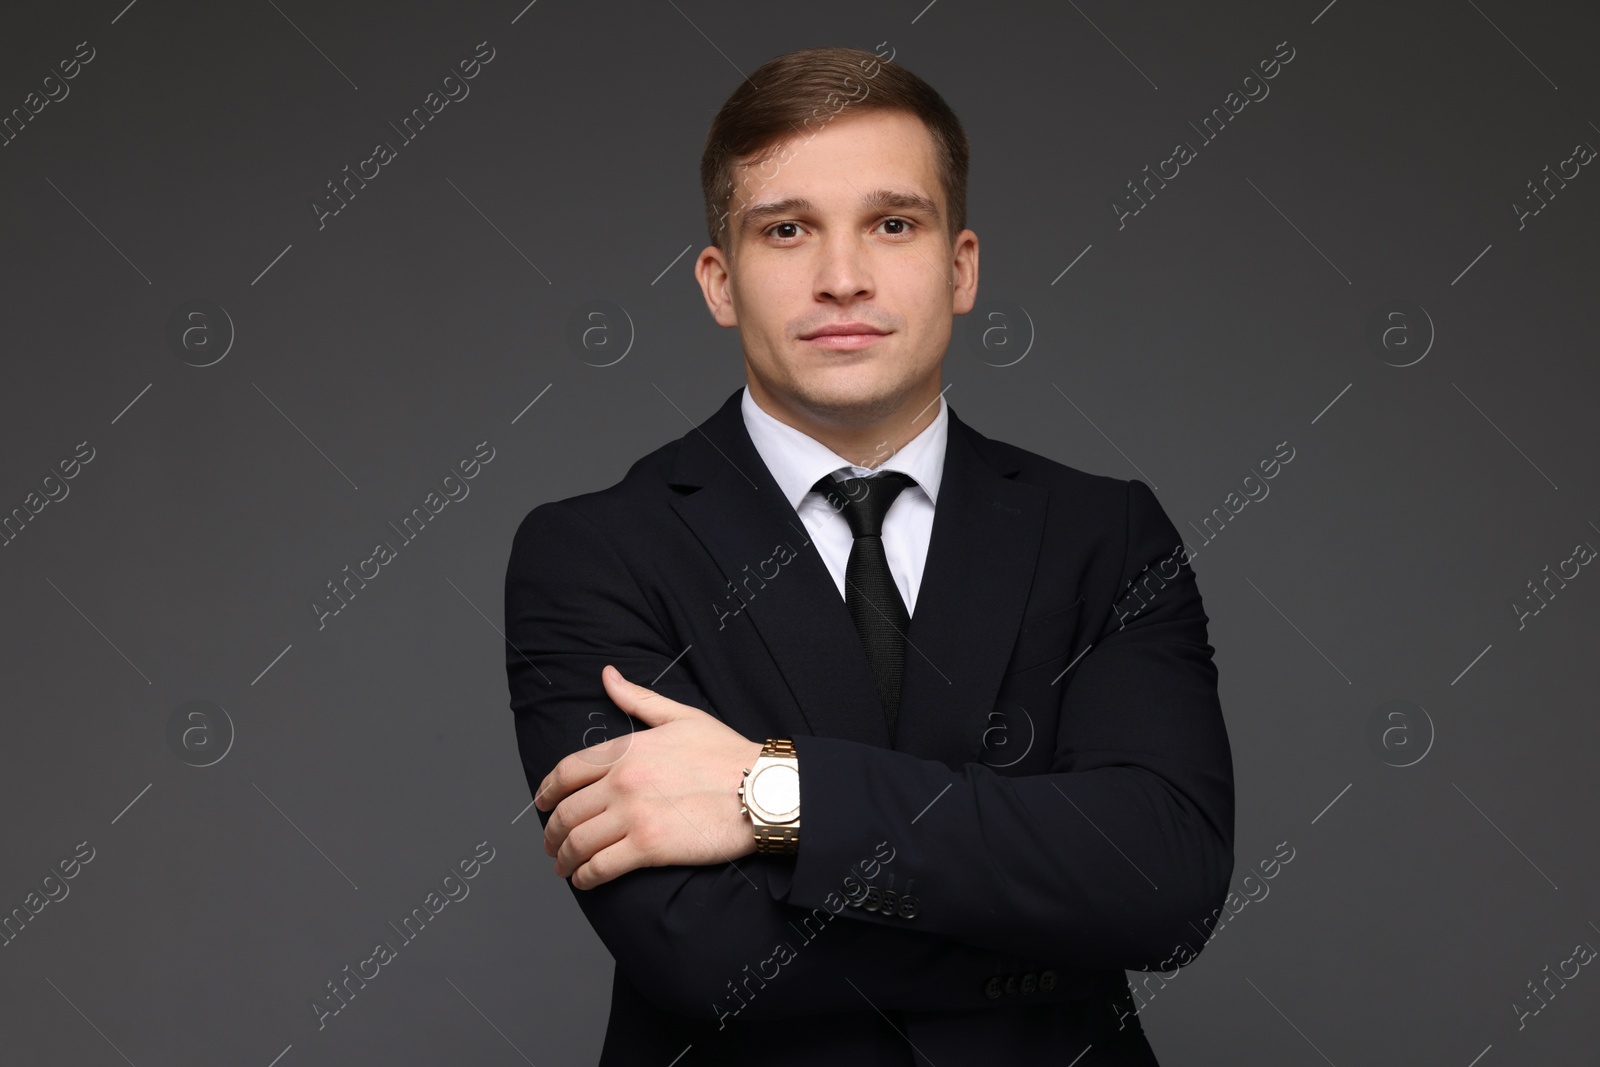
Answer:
[{"left": 739, "top": 738, "right": 800, "bottom": 855}]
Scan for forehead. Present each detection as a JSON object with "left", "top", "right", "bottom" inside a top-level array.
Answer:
[{"left": 732, "top": 109, "right": 943, "bottom": 216}]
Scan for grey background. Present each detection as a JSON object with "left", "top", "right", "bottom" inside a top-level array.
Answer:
[{"left": 1, "top": 0, "right": 1596, "bottom": 1063}]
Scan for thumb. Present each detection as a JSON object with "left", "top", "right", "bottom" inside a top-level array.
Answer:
[{"left": 602, "top": 664, "right": 682, "bottom": 726}]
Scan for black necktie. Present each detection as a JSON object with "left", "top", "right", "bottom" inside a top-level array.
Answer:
[{"left": 811, "top": 470, "right": 919, "bottom": 738}]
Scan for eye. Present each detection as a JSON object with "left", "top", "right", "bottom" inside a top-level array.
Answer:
[
  {"left": 766, "top": 222, "right": 804, "bottom": 241},
  {"left": 876, "top": 216, "right": 914, "bottom": 236}
]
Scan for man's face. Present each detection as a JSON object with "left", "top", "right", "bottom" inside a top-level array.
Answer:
[{"left": 696, "top": 108, "right": 978, "bottom": 433}]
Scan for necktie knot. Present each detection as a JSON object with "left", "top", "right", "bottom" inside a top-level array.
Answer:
[{"left": 812, "top": 470, "right": 918, "bottom": 540}]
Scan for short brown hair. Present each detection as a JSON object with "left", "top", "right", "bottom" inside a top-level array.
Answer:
[{"left": 700, "top": 46, "right": 969, "bottom": 253}]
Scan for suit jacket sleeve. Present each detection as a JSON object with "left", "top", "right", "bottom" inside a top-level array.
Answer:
[
  {"left": 504, "top": 499, "right": 1114, "bottom": 1021},
  {"left": 767, "top": 478, "right": 1236, "bottom": 969}
]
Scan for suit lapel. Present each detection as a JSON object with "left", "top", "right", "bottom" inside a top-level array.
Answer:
[
  {"left": 893, "top": 407, "right": 1048, "bottom": 764},
  {"left": 667, "top": 387, "right": 1048, "bottom": 763}
]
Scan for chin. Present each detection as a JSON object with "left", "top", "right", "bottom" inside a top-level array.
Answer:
[{"left": 792, "top": 375, "right": 906, "bottom": 422}]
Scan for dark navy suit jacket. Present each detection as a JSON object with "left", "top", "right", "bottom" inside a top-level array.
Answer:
[{"left": 504, "top": 386, "right": 1234, "bottom": 1065}]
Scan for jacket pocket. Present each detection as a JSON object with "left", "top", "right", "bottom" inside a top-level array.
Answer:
[{"left": 1004, "top": 597, "right": 1084, "bottom": 674}]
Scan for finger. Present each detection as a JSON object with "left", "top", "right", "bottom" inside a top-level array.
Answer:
[
  {"left": 558, "top": 809, "right": 629, "bottom": 884},
  {"left": 544, "top": 779, "right": 609, "bottom": 857},
  {"left": 569, "top": 830, "right": 641, "bottom": 891},
  {"left": 535, "top": 743, "right": 616, "bottom": 812},
  {"left": 602, "top": 664, "right": 685, "bottom": 727}
]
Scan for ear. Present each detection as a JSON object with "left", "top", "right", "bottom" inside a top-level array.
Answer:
[
  {"left": 695, "top": 244, "right": 739, "bottom": 328},
  {"left": 950, "top": 228, "right": 979, "bottom": 315}
]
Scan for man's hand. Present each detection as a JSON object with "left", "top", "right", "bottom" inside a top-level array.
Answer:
[{"left": 533, "top": 664, "right": 766, "bottom": 890}]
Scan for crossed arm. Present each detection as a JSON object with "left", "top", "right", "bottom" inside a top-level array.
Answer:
[{"left": 504, "top": 481, "right": 1235, "bottom": 1019}]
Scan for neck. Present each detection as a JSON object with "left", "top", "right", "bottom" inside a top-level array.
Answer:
[{"left": 748, "top": 380, "right": 942, "bottom": 470}]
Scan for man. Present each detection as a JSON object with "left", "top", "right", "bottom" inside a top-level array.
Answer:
[{"left": 505, "top": 46, "right": 1234, "bottom": 1066}]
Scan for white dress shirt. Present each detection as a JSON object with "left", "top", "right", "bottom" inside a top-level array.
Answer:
[{"left": 741, "top": 384, "right": 947, "bottom": 616}]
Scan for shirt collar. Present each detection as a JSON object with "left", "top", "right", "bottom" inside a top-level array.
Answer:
[{"left": 741, "top": 383, "right": 947, "bottom": 512}]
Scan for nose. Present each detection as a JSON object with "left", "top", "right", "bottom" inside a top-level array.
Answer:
[{"left": 814, "top": 229, "right": 873, "bottom": 303}]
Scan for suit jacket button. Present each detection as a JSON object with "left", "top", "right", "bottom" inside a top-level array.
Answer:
[
  {"left": 984, "top": 976, "right": 1003, "bottom": 999},
  {"left": 1004, "top": 974, "right": 1018, "bottom": 997},
  {"left": 897, "top": 894, "right": 918, "bottom": 919},
  {"left": 1039, "top": 969, "right": 1057, "bottom": 992},
  {"left": 1021, "top": 972, "right": 1037, "bottom": 995}
]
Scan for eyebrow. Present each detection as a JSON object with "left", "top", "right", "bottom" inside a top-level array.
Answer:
[{"left": 739, "top": 188, "right": 942, "bottom": 235}]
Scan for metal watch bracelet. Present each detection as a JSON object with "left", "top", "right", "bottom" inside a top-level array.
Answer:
[{"left": 744, "top": 738, "right": 799, "bottom": 856}]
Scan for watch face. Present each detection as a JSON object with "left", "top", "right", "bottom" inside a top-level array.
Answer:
[{"left": 751, "top": 763, "right": 800, "bottom": 821}]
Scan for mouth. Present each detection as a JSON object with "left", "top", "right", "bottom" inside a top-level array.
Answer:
[{"left": 799, "top": 323, "right": 890, "bottom": 351}]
